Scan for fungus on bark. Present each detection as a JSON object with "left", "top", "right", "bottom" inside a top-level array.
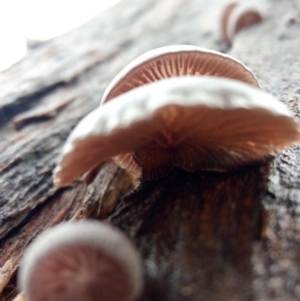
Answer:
[
  {"left": 18, "top": 221, "right": 143, "bottom": 301},
  {"left": 221, "top": 2, "right": 238, "bottom": 43},
  {"left": 101, "top": 45, "right": 260, "bottom": 105},
  {"left": 100, "top": 45, "right": 261, "bottom": 174},
  {"left": 221, "top": 2, "right": 263, "bottom": 44},
  {"left": 53, "top": 76, "right": 300, "bottom": 186}
]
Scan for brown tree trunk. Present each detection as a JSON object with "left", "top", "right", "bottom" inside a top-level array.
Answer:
[{"left": 1, "top": 0, "right": 300, "bottom": 300}]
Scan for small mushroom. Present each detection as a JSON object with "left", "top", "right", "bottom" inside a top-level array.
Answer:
[
  {"left": 18, "top": 220, "right": 143, "bottom": 301},
  {"left": 53, "top": 76, "right": 300, "bottom": 186},
  {"left": 101, "top": 45, "right": 260, "bottom": 105},
  {"left": 221, "top": 2, "right": 263, "bottom": 44},
  {"left": 221, "top": 2, "right": 238, "bottom": 43}
]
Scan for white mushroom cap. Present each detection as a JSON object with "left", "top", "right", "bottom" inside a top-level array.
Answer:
[
  {"left": 18, "top": 221, "right": 143, "bottom": 301},
  {"left": 101, "top": 45, "right": 260, "bottom": 105},
  {"left": 53, "top": 76, "right": 299, "bottom": 186}
]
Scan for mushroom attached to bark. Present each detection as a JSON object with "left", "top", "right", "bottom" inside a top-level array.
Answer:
[
  {"left": 53, "top": 76, "right": 300, "bottom": 186},
  {"left": 101, "top": 45, "right": 260, "bottom": 105},
  {"left": 221, "top": 2, "right": 263, "bottom": 44},
  {"left": 18, "top": 220, "right": 143, "bottom": 301},
  {"left": 221, "top": 2, "right": 238, "bottom": 43},
  {"left": 100, "top": 45, "right": 260, "bottom": 174}
]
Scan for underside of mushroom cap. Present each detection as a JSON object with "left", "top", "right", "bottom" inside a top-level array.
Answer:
[
  {"left": 221, "top": 2, "right": 238, "bottom": 43},
  {"left": 18, "top": 221, "right": 143, "bottom": 301},
  {"left": 101, "top": 45, "right": 260, "bottom": 105},
  {"left": 53, "top": 76, "right": 299, "bottom": 186}
]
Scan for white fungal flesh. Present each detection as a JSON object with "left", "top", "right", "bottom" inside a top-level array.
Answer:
[
  {"left": 18, "top": 221, "right": 143, "bottom": 301},
  {"left": 53, "top": 76, "right": 299, "bottom": 186},
  {"left": 101, "top": 45, "right": 260, "bottom": 104}
]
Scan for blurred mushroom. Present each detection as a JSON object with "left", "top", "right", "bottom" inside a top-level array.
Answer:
[
  {"left": 18, "top": 220, "right": 143, "bottom": 301},
  {"left": 221, "top": 2, "right": 238, "bottom": 43},
  {"left": 53, "top": 76, "right": 300, "bottom": 186},
  {"left": 221, "top": 2, "right": 263, "bottom": 44},
  {"left": 101, "top": 45, "right": 260, "bottom": 174}
]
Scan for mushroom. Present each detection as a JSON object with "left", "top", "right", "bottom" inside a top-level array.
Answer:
[
  {"left": 101, "top": 45, "right": 260, "bottom": 105},
  {"left": 221, "top": 2, "right": 263, "bottom": 44},
  {"left": 18, "top": 220, "right": 143, "bottom": 301},
  {"left": 221, "top": 2, "right": 238, "bottom": 43},
  {"left": 53, "top": 76, "right": 300, "bottom": 186},
  {"left": 100, "top": 45, "right": 261, "bottom": 176}
]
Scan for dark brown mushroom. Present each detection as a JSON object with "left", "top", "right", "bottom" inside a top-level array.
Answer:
[
  {"left": 53, "top": 76, "right": 299, "bottom": 186},
  {"left": 18, "top": 221, "right": 143, "bottom": 301}
]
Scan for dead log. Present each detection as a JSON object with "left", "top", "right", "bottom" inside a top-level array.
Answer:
[{"left": 1, "top": 0, "right": 300, "bottom": 300}]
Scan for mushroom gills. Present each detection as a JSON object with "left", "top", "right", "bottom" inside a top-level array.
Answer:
[
  {"left": 101, "top": 45, "right": 260, "bottom": 105},
  {"left": 53, "top": 76, "right": 300, "bottom": 186},
  {"left": 18, "top": 221, "right": 144, "bottom": 301}
]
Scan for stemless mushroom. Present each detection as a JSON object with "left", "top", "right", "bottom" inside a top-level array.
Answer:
[
  {"left": 53, "top": 76, "right": 300, "bottom": 186},
  {"left": 18, "top": 221, "right": 143, "bottom": 301},
  {"left": 221, "top": 2, "right": 263, "bottom": 44},
  {"left": 221, "top": 2, "right": 238, "bottom": 43},
  {"left": 101, "top": 45, "right": 260, "bottom": 105}
]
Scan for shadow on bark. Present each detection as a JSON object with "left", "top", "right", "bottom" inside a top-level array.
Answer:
[{"left": 110, "top": 162, "right": 271, "bottom": 301}]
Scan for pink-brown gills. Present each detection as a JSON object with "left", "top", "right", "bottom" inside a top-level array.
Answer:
[
  {"left": 53, "top": 76, "right": 300, "bottom": 186},
  {"left": 100, "top": 45, "right": 261, "bottom": 175},
  {"left": 18, "top": 221, "right": 143, "bottom": 301},
  {"left": 102, "top": 45, "right": 260, "bottom": 105}
]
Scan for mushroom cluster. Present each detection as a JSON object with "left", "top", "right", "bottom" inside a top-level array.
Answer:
[
  {"left": 18, "top": 220, "right": 143, "bottom": 301},
  {"left": 53, "top": 45, "right": 299, "bottom": 186}
]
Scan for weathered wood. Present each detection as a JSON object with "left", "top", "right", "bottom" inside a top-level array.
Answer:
[
  {"left": 109, "top": 165, "right": 267, "bottom": 301},
  {"left": 1, "top": 0, "right": 300, "bottom": 300}
]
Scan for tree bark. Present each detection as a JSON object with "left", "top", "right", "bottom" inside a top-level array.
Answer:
[{"left": 1, "top": 0, "right": 300, "bottom": 300}]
